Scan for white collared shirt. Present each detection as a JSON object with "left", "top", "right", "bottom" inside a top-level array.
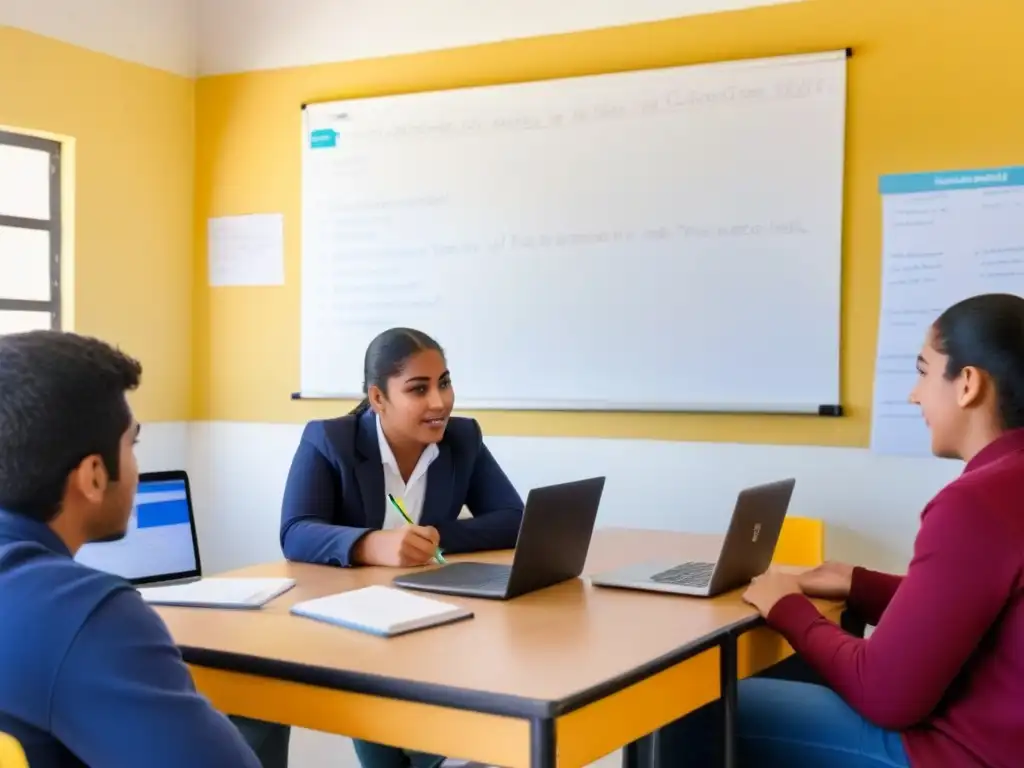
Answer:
[{"left": 376, "top": 414, "right": 439, "bottom": 529}]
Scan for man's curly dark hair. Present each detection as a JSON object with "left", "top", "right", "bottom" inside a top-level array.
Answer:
[{"left": 0, "top": 330, "right": 141, "bottom": 522}]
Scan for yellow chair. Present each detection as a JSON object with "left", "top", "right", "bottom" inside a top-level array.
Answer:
[
  {"left": 772, "top": 516, "right": 825, "bottom": 567},
  {"left": 735, "top": 517, "right": 826, "bottom": 680},
  {"left": 0, "top": 732, "right": 28, "bottom": 768},
  {"left": 769, "top": 515, "right": 866, "bottom": 636}
]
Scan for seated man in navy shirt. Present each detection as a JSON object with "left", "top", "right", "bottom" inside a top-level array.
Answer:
[{"left": 0, "top": 330, "right": 290, "bottom": 767}]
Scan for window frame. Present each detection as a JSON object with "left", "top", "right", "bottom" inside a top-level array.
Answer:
[{"left": 0, "top": 129, "right": 62, "bottom": 330}]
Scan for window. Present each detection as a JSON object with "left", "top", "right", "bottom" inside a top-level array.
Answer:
[{"left": 0, "top": 130, "right": 62, "bottom": 335}]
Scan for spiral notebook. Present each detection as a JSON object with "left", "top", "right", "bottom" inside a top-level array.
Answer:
[{"left": 290, "top": 585, "right": 473, "bottom": 637}]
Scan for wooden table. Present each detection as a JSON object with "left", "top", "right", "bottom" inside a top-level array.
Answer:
[{"left": 158, "top": 529, "right": 839, "bottom": 768}]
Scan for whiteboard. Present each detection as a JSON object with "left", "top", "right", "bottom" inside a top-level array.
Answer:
[{"left": 300, "top": 51, "right": 847, "bottom": 412}]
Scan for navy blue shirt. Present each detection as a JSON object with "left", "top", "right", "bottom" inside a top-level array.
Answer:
[{"left": 0, "top": 509, "right": 261, "bottom": 767}]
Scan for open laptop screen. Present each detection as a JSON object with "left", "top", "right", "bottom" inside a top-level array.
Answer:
[{"left": 75, "top": 470, "right": 202, "bottom": 585}]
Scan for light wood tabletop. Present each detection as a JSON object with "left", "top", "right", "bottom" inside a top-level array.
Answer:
[
  {"left": 159, "top": 528, "right": 774, "bottom": 710},
  {"left": 159, "top": 528, "right": 841, "bottom": 767}
]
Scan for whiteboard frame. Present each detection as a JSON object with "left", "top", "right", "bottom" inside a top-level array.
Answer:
[
  {"left": 300, "top": 48, "right": 852, "bottom": 112},
  {"left": 291, "top": 391, "right": 839, "bottom": 416}
]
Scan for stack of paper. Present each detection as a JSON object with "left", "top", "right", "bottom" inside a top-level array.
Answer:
[
  {"left": 138, "top": 578, "right": 296, "bottom": 609},
  {"left": 290, "top": 585, "right": 473, "bottom": 637}
]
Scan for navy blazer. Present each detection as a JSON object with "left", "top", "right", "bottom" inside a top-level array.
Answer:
[{"left": 280, "top": 410, "right": 524, "bottom": 566}]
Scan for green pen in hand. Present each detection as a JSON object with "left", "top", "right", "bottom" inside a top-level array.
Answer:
[{"left": 387, "top": 493, "right": 447, "bottom": 565}]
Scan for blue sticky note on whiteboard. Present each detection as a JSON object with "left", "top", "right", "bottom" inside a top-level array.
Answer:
[{"left": 310, "top": 129, "right": 338, "bottom": 149}]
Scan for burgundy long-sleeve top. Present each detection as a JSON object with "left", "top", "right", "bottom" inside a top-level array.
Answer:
[{"left": 768, "top": 428, "right": 1024, "bottom": 768}]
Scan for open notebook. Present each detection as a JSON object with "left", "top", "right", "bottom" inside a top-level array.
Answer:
[
  {"left": 138, "top": 578, "right": 296, "bottom": 609},
  {"left": 290, "top": 585, "right": 473, "bottom": 637}
]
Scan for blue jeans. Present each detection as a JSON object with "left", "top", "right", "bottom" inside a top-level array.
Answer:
[
  {"left": 661, "top": 678, "right": 910, "bottom": 767},
  {"left": 352, "top": 738, "right": 445, "bottom": 768}
]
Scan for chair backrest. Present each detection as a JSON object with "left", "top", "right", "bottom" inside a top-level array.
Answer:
[
  {"left": 772, "top": 516, "right": 824, "bottom": 567},
  {"left": 0, "top": 732, "right": 28, "bottom": 768}
]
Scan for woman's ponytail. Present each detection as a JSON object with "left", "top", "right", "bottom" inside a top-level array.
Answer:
[{"left": 351, "top": 328, "right": 445, "bottom": 418}]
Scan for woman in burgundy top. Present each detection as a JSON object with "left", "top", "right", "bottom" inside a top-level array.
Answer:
[{"left": 665, "top": 293, "right": 1024, "bottom": 767}]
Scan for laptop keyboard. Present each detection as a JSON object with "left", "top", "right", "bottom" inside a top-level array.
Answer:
[{"left": 650, "top": 562, "right": 715, "bottom": 588}]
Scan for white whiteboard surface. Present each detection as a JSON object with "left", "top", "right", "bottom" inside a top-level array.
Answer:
[{"left": 300, "top": 51, "right": 847, "bottom": 412}]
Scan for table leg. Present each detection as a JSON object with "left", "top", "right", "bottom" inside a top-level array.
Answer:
[
  {"left": 621, "top": 734, "right": 657, "bottom": 768},
  {"left": 530, "top": 717, "right": 556, "bottom": 768},
  {"left": 720, "top": 633, "right": 738, "bottom": 768},
  {"left": 621, "top": 739, "right": 642, "bottom": 768},
  {"left": 647, "top": 731, "right": 661, "bottom": 768}
]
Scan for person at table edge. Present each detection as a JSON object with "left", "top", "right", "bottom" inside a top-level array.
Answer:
[
  {"left": 279, "top": 327, "right": 524, "bottom": 768},
  {"left": 0, "top": 330, "right": 289, "bottom": 768},
  {"left": 280, "top": 325, "right": 524, "bottom": 569},
  {"left": 665, "top": 293, "right": 1024, "bottom": 768}
]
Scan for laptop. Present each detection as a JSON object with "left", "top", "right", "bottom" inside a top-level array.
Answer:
[
  {"left": 75, "top": 470, "right": 203, "bottom": 586},
  {"left": 392, "top": 476, "right": 606, "bottom": 600},
  {"left": 589, "top": 478, "right": 796, "bottom": 598}
]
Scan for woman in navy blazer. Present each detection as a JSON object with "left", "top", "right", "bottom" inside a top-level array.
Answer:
[
  {"left": 279, "top": 327, "right": 524, "bottom": 768},
  {"left": 280, "top": 327, "right": 524, "bottom": 568}
]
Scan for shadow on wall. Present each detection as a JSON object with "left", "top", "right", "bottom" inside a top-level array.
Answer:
[{"left": 830, "top": 525, "right": 909, "bottom": 573}]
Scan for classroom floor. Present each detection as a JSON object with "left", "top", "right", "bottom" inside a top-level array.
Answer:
[{"left": 289, "top": 728, "right": 622, "bottom": 767}]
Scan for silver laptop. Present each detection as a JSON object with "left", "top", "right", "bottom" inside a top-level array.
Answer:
[
  {"left": 393, "top": 476, "right": 606, "bottom": 600},
  {"left": 75, "top": 470, "right": 203, "bottom": 587},
  {"left": 589, "top": 478, "right": 795, "bottom": 597}
]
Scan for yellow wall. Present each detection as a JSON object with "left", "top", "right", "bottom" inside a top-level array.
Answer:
[
  {"left": 196, "top": 0, "right": 1020, "bottom": 446},
  {"left": 0, "top": 27, "right": 194, "bottom": 422}
]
